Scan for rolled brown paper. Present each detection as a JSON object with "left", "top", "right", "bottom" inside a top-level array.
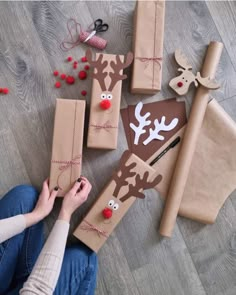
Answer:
[{"left": 159, "top": 41, "right": 223, "bottom": 237}]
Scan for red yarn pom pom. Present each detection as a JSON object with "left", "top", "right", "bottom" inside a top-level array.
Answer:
[
  {"left": 78, "top": 71, "right": 87, "bottom": 80},
  {"left": 100, "top": 99, "right": 111, "bottom": 110},
  {"left": 81, "top": 90, "right": 87, "bottom": 96},
  {"left": 67, "top": 56, "right": 73, "bottom": 62},
  {"left": 55, "top": 81, "right": 61, "bottom": 88},
  {"left": 84, "top": 65, "right": 90, "bottom": 70},
  {"left": 81, "top": 56, "right": 87, "bottom": 62},
  {"left": 177, "top": 81, "right": 183, "bottom": 87},
  {"left": 66, "top": 76, "right": 75, "bottom": 85},
  {"left": 3, "top": 88, "right": 9, "bottom": 94},
  {"left": 53, "top": 70, "right": 59, "bottom": 76},
  {"left": 73, "top": 64, "right": 77, "bottom": 69},
  {"left": 60, "top": 73, "right": 66, "bottom": 80},
  {"left": 0, "top": 88, "right": 2, "bottom": 93},
  {"left": 73, "top": 61, "right": 78, "bottom": 64},
  {"left": 102, "top": 208, "right": 113, "bottom": 219}
]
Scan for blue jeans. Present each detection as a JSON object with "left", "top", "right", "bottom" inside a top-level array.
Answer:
[{"left": 0, "top": 185, "right": 97, "bottom": 295}]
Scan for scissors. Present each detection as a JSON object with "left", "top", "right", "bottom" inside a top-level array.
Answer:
[{"left": 84, "top": 19, "right": 109, "bottom": 43}]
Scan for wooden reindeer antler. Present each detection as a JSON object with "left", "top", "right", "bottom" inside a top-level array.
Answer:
[
  {"left": 108, "top": 52, "right": 134, "bottom": 91},
  {"left": 175, "top": 49, "right": 192, "bottom": 70},
  {"left": 112, "top": 150, "right": 137, "bottom": 198},
  {"left": 119, "top": 172, "right": 162, "bottom": 202},
  {"left": 196, "top": 72, "right": 220, "bottom": 90},
  {"left": 86, "top": 49, "right": 108, "bottom": 91}
]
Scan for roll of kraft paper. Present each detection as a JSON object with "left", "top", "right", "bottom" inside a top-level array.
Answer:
[{"left": 159, "top": 41, "right": 223, "bottom": 237}]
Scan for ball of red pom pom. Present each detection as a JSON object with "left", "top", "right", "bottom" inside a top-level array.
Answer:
[
  {"left": 78, "top": 71, "right": 87, "bottom": 80},
  {"left": 100, "top": 99, "right": 111, "bottom": 110},
  {"left": 73, "top": 64, "right": 77, "bottom": 69},
  {"left": 84, "top": 65, "right": 90, "bottom": 70},
  {"left": 0, "top": 88, "right": 3, "bottom": 93},
  {"left": 55, "top": 81, "right": 61, "bottom": 88},
  {"left": 81, "top": 90, "right": 87, "bottom": 96},
  {"left": 102, "top": 208, "right": 113, "bottom": 219},
  {"left": 81, "top": 56, "right": 87, "bottom": 62},
  {"left": 60, "top": 73, "right": 66, "bottom": 80},
  {"left": 66, "top": 76, "right": 75, "bottom": 85},
  {"left": 53, "top": 70, "right": 59, "bottom": 76},
  {"left": 67, "top": 56, "right": 73, "bottom": 62},
  {"left": 3, "top": 88, "right": 9, "bottom": 94}
]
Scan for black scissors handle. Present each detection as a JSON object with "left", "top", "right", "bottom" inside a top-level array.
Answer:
[{"left": 94, "top": 19, "right": 109, "bottom": 33}]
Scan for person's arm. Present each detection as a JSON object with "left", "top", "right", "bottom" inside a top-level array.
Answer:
[
  {"left": 0, "top": 180, "right": 58, "bottom": 244},
  {"left": 20, "top": 177, "right": 92, "bottom": 295}
]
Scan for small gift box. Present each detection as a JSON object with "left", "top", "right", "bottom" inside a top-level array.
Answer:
[
  {"left": 73, "top": 150, "right": 162, "bottom": 252},
  {"left": 131, "top": 0, "right": 165, "bottom": 94},
  {"left": 49, "top": 99, "right": 86, "bottom": 196},
  {"left": 86, "top": 49, "right": 133, "bottom": 149}
]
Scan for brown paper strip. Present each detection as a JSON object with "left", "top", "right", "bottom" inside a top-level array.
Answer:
[
  {"left": 49, "top": 99, "right": 85, "bottom": 196},
  {"left": 159, "top": 42, "right": 223, "bottom": 237}
]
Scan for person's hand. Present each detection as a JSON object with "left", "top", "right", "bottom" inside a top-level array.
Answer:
[
  {"left": 58, "top": 177, "right": 92, "bottom": 222},
  {"left": 24, "top": 179, "right": 59, "bottom": 227}
]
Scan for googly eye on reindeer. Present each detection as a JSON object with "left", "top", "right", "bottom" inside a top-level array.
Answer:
[{"left": 169, "top": 49, "right": 220, "bottom": 96}]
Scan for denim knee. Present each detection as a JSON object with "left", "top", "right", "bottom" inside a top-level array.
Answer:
[{"left": 7, "top": 185, "right": 39, "bottom": 212}]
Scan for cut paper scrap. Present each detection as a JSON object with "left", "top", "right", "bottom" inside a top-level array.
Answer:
[
  {"left": 169, "top": 49, "right": 220, "bottom": 96},
  {"left": 129, "top": 102, "right": 151, "bottom": 145},
  {"left": 121, "top": 98, "right": 187, "bottom": 161},
  {"left": 148, "top": 98, "right": 236, "bottom": 224}
]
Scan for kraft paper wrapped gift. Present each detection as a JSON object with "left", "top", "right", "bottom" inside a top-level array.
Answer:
[
  {"left": 86, "top": 49, "right": 133, "bottom": 150},
  {"left": 147, "top": 99, "right": 236, "bottom": 224},
  {"left": 49, "top": 99, "right": 86, "bottom": 196},
  {"left": 73, "top": 150, "right": 162, "bottom": 252},
  {"left": 131, "top": 0, "right": 165, "bottom": 94}
]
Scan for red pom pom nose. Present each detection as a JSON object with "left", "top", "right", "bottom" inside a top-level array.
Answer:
[
  {"left": 177, "top": 81, "right": 183, "bottom": 87},
  {"left": 102, "top": 208, "right": 113, "bottom": 219},
  {"left": 100, "top": 99, "right": 111, "bottom": 110}
]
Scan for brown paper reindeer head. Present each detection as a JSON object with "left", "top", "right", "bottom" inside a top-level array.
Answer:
[
  {"left": 169, "top": 49, "right": 220, "bottom": 96},
  {"left": 86, "top": 49, "right": 133, "bottom": 110},
  {"left": 101, "top": 150, "right": 162, "bottom": 219}
]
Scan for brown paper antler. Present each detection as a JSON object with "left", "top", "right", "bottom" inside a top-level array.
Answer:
[
  {"left": 112, "top": 150, "right": 137, "bottom": 198},
  {"left": 108, "top": 52, "right": 134, "bottom": 91},
  {"left": 86, "top": 49, "right": 108, "bottom": 91},
  {"left": 119, "top": 171, "right": 162, "bottom": 203}
]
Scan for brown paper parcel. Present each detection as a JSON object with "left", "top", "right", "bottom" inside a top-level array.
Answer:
[
  {"left": 74, "top": 151, "right": 162, "bottom": 252},
  {"left": 87, "top": 51, "right": 133, "bottom": 150},
  {"left": 131, "top": 0, "right": 165, "bottom": 94},
  {"left": 148, "top": 99, "right": 236, "bottom": 224},
  {"left": 49, "top": 99, "right": 85, "bottom": 196}
]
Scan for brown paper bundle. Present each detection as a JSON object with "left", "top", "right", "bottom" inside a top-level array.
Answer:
[
  {"left": 73, "top": 151, "right": 162, "bottom": 252},
  {"left": 86, "top": 50, "right": 133, "bottom": 150},
  {"left": 148, "top": 99, "right": 236, "bottom": 224},
  {"left": 49, "top": 99, "right": 85, "bottom": 196},
  {"left": 159, "top": 42, "right": 223, "bottom": 237},
  {"left": 131, "top": 0, "right": 165, "bottom": 94}
]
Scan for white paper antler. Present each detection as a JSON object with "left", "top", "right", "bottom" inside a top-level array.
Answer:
[
  {"left": 143, "top": 116, "right": 179, "bottom": 145},
  {"left": 130, "top": 102, "right": 151, "bottom": 145}
]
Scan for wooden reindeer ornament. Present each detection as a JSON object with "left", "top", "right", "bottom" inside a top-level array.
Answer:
[
  {"left": 74, "top": 150, "right": 162, "bottom": 252},
  {"left": 169, "top": 49, "right": 220, "bottom": 96}
]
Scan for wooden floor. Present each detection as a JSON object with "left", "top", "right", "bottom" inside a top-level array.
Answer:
[{"left": 0, "top": 1, "right": 236, "bottom": 294}]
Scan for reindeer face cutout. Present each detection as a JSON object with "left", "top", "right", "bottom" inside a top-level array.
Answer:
[
  {"left": 169, "top": 49, "right": 220, "bottom": 96},
  {"left": 100, "top": 150, "right": 162, "bottom": 220},
  {"left": 86, "top": 49, "right": 133, "bottom": 111}
]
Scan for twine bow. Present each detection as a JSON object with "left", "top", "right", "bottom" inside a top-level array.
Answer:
[
  {"left": 51, "top": 155, "right": 81, "bottom": 189},
  {"left": 90, "top": 120, "right": 117, "bottom": 133},
  {"left": 80, "top": 220, "right": 109, "bottom": 238},
  {"left": 136, "top": 57, "right": 162, "bottom": 70}
]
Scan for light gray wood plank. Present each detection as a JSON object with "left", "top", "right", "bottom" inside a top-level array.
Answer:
[{"left": 207, "top": 1, "right": 236, "bottom": 71}]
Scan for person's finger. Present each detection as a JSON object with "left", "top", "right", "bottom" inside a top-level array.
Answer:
[
  {"left": 70, "top": 178, "right": 83, "bottom": 194},
  {"left": 42, "top": 179, "right": 49, "bottom": 191},
  {"left": 50, "top": 187, "right": 59, "bottom": 200}
]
